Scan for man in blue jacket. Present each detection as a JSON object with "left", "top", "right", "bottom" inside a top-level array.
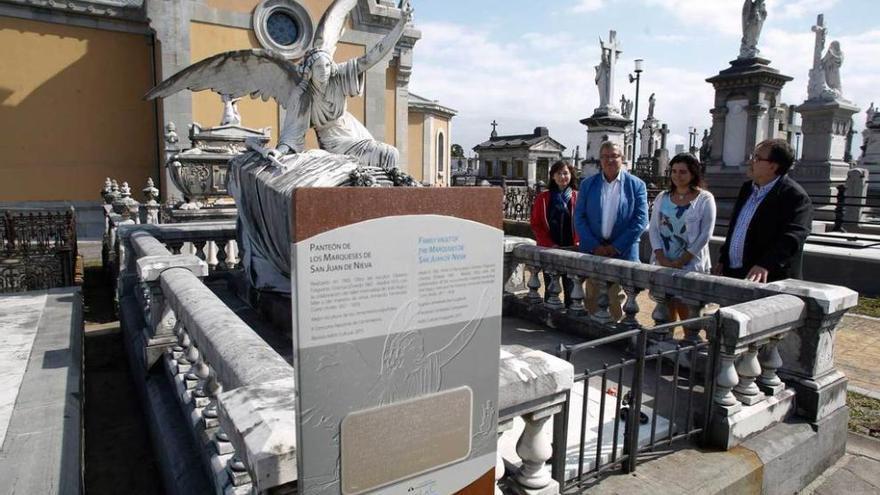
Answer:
[{"left": 574, "top": 141, "right": 649, "bottom": 318}]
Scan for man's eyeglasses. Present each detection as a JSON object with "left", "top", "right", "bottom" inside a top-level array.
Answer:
[{"left": 747, "top": 154, "right": 772, "bottom": 164}]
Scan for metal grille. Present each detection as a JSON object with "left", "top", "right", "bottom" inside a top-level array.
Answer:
[{"left": 553, "top": 315, "right": 717, "bottom": 489}]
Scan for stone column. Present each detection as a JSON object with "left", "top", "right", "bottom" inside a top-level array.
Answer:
[
  {"left": 395, "top": 48, "right": 413, "bottom": 170},
  {"left": 527, "top": 159, "right": 537, "bottom": 186}
]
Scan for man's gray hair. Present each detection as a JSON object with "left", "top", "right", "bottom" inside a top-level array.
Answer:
[{"left": 599, "top": 141, "right": 621, "bottom": 154}]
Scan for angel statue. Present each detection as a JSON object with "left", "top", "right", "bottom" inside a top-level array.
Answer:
[
  {"left": 147, "top": 0, "right": 413, "bottom": 170},
  {"left": 740, "top": 0, "right": 767, "bottom": 59},
  {"left": 821, "top": 40, "right": 844, "bottom": 98}
]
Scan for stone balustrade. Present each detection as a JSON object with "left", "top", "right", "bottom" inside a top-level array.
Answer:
[
  {"left": 117, "top": 226, "right": 577, "bottom": 494},
  {"left": 503, "top": 237, "right": 858, "bottom": 451}
]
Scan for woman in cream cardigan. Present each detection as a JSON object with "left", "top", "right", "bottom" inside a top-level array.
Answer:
[{"left": 649, "top": 153, "right": 716, "bottom": 320}]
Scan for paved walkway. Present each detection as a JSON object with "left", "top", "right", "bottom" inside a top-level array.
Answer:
[{"left": 836, "top": 313, "right": 880, "bottom": 398}]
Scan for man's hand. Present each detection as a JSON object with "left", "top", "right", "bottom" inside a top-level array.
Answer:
[
  {"left": 746, "top": 265, "right": 769, "bottom": 283},
  {"left": 712, "top": 263, "right": 724, "bottom": 276},
  {"left": 593, "top": 245, "right": 612, "bottom": 257}
]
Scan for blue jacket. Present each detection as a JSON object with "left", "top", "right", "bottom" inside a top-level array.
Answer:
[{"left": 574, "top": 171, "right": 648, "bottom": 262}]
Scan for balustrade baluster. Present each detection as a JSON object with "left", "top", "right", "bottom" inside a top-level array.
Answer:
[
  {"left": 167, "top": 241, "right": 183, "bottom": 255},
  {"left": 515, "top": 412, "right": 554, "bottom": 490},
  {"left": 568, "top": 275, "right": 586, "bottom": 315},
  {"left": 683, "top": 301, "right": 705, "bottom": 344},
  {"left": 174, "top": 324, "right": 192, "bottom": 373},
  {"left": 651, "top": 292, "right": 672, "bottom": 340},
  {"left": 193, "top": 240, "right": 207, "bottom": 262},
  {"left": 496, "top": 421, "right": 513, "bottom": 495},
  {"left": 622, "top": 286, "right": 642, "bottom": 328},
  {"left": 215, "top": 240, "right": 229, "bottom": 271},
  {"left": 592, "top": 280, "right": 612, "bottom": 323},
  {"left": 733, "top": 345, "right": 763, "bottom": 405},
  {"left": 226, "top": 455, "right": 252, "bottom": 487},
  {"left": 714, "top": 351, "right": 741, "bottom": 409},
  {"left": 184, "top": 343, "right": 202, "bottom": 392},
  {"left": 757, "top": 337, "right": 785, "bottom": 396},
  {"left": 526, "top": 266, "right": 542, "bottom": 303},
  {"left": 543, "top": 270, "right": 563, "bottom": 309}
]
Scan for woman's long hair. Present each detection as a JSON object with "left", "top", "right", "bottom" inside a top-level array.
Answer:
[
  {"left": 547, "top": 160, "right": 578, "bottom": 192},
  {"left": 667, "top": 153, "right": 704, "bottom": 192}
]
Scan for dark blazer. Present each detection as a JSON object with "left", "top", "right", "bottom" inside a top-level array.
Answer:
[
  {"left": 719, "top": 174, "right": 812, "bottom": 281},
  {"left": 574, "top": 170, "right": 648, "bottom": 262}
]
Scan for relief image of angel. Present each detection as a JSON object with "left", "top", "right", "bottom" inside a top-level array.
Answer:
[{"left": 147, "top": 0, "right": 413, "bottom": 170}]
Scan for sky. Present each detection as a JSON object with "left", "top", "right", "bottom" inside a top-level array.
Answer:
[{"left": 406, "top": 0, "right": 880, "bottom": 157}]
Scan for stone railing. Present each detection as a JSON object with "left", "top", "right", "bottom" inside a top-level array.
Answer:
[
  {"left": 503, "top": 237, "right": 858, "bottom": 447},
  {"left": 117, "top": 225, "right": 578, "bottom": 494},
  {"left": 119, "top": 228, "right": 295, "bottom": 494}
]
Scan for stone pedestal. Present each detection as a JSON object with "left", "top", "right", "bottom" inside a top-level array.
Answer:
[
  {"left": 705, "top": 58, "right": 793, "bottom": 221},
  {"left": 859, "top": 116, "right": 880, "bottom": 194},
  {"left": 791, "top": 99, "right": 860, "bottom": 211},
  {"left": 580, "top": 112, "right": 632, "bottom": 169}
]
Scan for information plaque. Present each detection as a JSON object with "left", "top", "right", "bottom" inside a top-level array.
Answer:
[{"left": 291, "top": 188, "right": 502, "bottom": 494}]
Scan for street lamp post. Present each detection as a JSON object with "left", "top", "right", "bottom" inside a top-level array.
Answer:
[
  {"left": 795, "top": 131, "right": 802, "bottom": 160},
  {"left": 629, "top": 59, "right": 644, "bottom": 160}
]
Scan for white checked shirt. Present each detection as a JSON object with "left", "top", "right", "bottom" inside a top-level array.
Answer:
[
  {"left": 600, "top": 170, "right": 622, "bottom": 240},
  {"left": 728, "top": 176, "right": 781, "bottom": 269}
]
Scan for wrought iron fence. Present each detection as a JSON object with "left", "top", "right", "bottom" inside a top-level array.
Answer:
[
  {"left": 0, "top": 208, "right": 79, "bottom": 293},
  {"left": 553, "top": 315, "right": 717, "bottom": 489},
  {"left": 503, "top": 185, "right": 539, "bottom": 222}
]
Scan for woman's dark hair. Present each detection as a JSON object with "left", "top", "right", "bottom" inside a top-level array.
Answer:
[
  {"left": 667, "top": 153, "right": 704, "bottom": 192},
  {"left": 548, "top": 160, "right": 578, "bottom": 191}
]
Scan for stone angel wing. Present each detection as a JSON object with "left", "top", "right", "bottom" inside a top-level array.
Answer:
[
  {"left": 145, "top": 49, "right": 303, "bottom": 108},
  {"left": 312, "top": 0, "right": 358, "bottom": 56}
]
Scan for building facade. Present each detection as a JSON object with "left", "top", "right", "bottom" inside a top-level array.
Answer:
[
  {"left": 473, "top": 126, "right": 565, "bottom": 186},
  {"left": 0, "top": 0, "right": 450, "bottom": 233}
]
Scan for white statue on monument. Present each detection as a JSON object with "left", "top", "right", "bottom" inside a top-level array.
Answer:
[
  {"left": 739, "top": 0, "right": 767, "bottom": 59},
  {"left": 594, "top": 30, "right": 622, "bottom": 115},
  {"left": 821, "top": 41, "right": 844, "bottom": 98},
  {"left": 219, "top": 94, "right": 242, "bottom": 126},
  {"left": 806, "top": 14, "right": 847, "bottom": 103},
  {"left": 147, "top": 0, "right": 413, "bottom": 170}
]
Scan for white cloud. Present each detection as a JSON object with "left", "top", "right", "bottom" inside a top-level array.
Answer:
[
  {"left": 640, "top": 0, "right": 742, "bottom": 36},
  {"left": 776, "top": 0, "right": 841, "bottom": 20},
  {"left": 571, "top": 0, "right": 604, "bottom": 13}
]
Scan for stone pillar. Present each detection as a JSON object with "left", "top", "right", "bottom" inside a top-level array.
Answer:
[
  {"left": 146, "top": 0, "right": 193, "bottom": 202},
  {"left": 792, "top": 99, "right": 861, "bottom": 205},
  {"left": 527, "top": 159, "right": 537, "bottom": 186},
  {"left": 395, "top": 48, "right": 413, "bottom": 170},
  {"left": 764, "top": 279, "right": 858, "bottom": 422},
  {"left": 705, "top": 58, "right": 792, "bottom": 220}
]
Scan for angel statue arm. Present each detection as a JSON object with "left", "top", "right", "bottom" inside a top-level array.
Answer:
[{"left": 357, "top": 0, "right": 414, "bottom": 75}]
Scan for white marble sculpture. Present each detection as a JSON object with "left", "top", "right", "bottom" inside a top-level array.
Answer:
[
  {"left": 620, "top": 95, "right": 634, "bottom": 120},
  {"left": 821, "top": 41, "right": 844, "bottom": 97},
  {"left": 740, "top": 0, "right": 767, "bottom": 59},
  {"left": 147, "top": 0, "right": 413, "bottom": 170},
  {"left": 806, "top": 14, "right": 847, "bottom": 103},
  {"left": 647, "top": 93, "right": 656, "bottom": 119},
  {"left": 220, "top": 95, "right": 242, "bottom": 126},
  {"left": 594, "top": 31, "right": 622, "bottom": 114}
]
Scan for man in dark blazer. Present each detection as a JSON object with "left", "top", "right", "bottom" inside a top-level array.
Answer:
[{"left": 715, "top": 139, "right": 812, "bottom": 283}]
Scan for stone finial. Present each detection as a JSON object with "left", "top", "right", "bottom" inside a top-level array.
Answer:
[
  {"left": 165, "top": 122, "right": 179, "bottom": 145},
  {"left": 120, "top": 182, "right": 132, "bottom": 198},
  {"left": 143, "top": 178, "right": 160, "bottom": 204},
  {"left": 101, "top": 177, "right": 113, "bottom": 203}
]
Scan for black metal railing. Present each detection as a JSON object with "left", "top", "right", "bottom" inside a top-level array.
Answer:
[
  {"left": 0, "top": 208, "right": 79, "bottom": 293},
  {"left": 553, "top": 315, "right": 717, "bottom": 489}
]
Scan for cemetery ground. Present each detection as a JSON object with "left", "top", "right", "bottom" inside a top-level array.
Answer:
[{"left": 75, "top": 241, "right": 880, "bottom": 493}]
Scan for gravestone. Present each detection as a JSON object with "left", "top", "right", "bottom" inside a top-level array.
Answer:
[{"left": 290, "top": 188, "right": 502, "bottom": 494}]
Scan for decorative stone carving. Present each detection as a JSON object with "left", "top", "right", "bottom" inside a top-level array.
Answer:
[
  {"left": 146, "top": 0, "right": 414, "bottom": 172},
  {"left": 739, "top": 0, "right": 767, "bottom": 59},
  {"left": 594, "top": 30, "right": 622, "bottom": 115}
]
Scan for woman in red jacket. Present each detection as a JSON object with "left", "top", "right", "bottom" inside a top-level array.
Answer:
[{"left": 530, "top": 160, "right": 579, "bottom": 303}]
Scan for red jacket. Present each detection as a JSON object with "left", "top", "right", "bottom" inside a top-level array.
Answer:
[{"left": 530, "top": 190, "right": 579, "bottom": 248}]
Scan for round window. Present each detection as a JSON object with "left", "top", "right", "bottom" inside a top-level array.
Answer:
[
  {"left": 253, "top": 0, "right": 314, "bottom": 59},
  {"left": 266, "top": 10, "right": 299, "bottom": 46}
]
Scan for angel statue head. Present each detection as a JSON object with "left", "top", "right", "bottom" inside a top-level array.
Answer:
[{"left": 301, "top": 48, "right": 336, "bottom": 86}]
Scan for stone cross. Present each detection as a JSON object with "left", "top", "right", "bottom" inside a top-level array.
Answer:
[
  {"left": 490, "top": 120, "right": 499, "bottom": 138},
  {"left": 807, "top": 14, "right": 828, "bottom": 100}
]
